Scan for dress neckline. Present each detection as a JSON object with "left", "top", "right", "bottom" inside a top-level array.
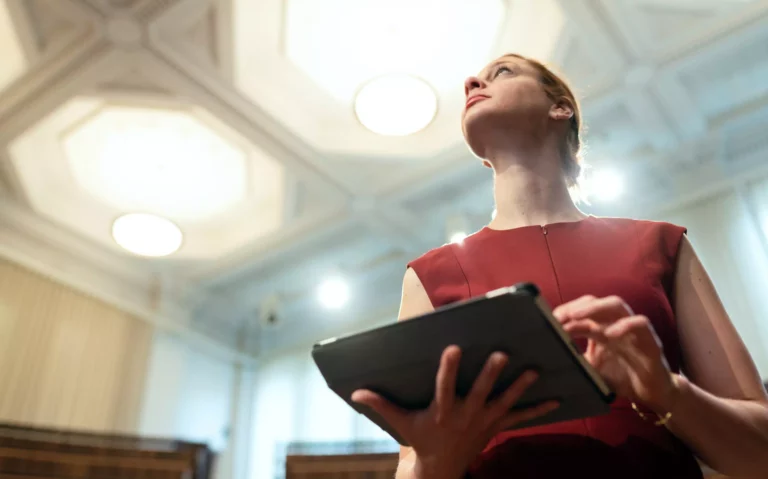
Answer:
[{"left": 480, "top": 214, "right": 596, "bottom": 234}]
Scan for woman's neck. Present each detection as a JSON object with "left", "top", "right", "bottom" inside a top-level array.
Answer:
[{"left": 487, "top": 147, "right": 585, "bottom": 230}]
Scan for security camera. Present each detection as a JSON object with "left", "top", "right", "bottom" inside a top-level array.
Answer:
[{"left": 260, "top": 294, "right": 281, "bottom": 328}]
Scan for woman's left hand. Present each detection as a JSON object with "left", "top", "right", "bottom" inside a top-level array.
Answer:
[{"left": 553, "top": 295, "right": 679, "bottom": 413}]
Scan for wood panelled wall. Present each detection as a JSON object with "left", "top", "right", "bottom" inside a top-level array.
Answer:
[{"left": 0, "top": 257, "right": 152, "bottom": 433}]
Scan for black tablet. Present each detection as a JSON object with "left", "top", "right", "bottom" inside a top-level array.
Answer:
[{"left": 311, "top": 283, "right": 615, "bottom": 446}]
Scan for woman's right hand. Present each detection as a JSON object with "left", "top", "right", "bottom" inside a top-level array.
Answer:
[{"left": 351, "top": 345, "right": 560, "bottom": 479}]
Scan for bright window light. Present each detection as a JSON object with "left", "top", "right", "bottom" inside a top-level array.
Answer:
[
  {"left": 112, "top": 213, "right": 183, "bottom": 257},
  {"left": 584, "top": 169, "right": 624, "bottom": 202},
  {"left": 285, "top": 0, "right": 506, "bottom": 101},
  {"left": 450, "top": 232, "right": 468, "bottom": 244},
  {"left": 355, "top": 74, "right": 437, "bottom": 136},
  {"left": 318, "top": 277, "right": 350, "bottom": 310}
]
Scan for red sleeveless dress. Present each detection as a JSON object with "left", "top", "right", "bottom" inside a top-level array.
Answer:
[{"left": 407, "top": 216, "right": 703, "bottom": 479}]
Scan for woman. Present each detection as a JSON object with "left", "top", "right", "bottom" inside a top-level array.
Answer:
[{"left": 351, "top": 54, "right": 768, "bottom": 479}]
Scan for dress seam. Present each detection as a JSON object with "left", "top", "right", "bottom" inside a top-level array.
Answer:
[
  {"left": 447, "top": 243, "right": 473, "bottom": 299},
  {"left": 542, "top": 229, "right": 564, "bottom": 304}
]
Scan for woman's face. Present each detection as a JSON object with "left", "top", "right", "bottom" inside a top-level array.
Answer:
[{"left": 461, "top": 55, "right": 554, "bottom": 159}]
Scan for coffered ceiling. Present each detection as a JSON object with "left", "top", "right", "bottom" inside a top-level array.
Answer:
[{"left": 0, "top": 0, "right": 767, "bottom": 361}]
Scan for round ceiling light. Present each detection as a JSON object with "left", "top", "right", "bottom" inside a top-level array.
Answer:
[
  {"left": 112, "top": 213, "right": 183, "bottom": 257},
  {"left": 317, "top": 277, "right": 350, "bottom": 310},
  {"left": 584, "top": 169, "right": 624, "bottom": 202},
  {"left": 450, "top": 232, "right": 468, "bottom": 244},
  {"left": 354, "top": 74, "right": 437, "bottom": 136}
]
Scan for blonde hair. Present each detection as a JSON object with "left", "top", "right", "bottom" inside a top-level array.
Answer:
[{"left": 505, "top": 54, "right": 584, "bottom": 189}]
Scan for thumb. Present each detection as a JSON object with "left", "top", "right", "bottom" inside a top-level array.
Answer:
[{"left": 352, "top": 389, "right": 409, "bottom": 432}]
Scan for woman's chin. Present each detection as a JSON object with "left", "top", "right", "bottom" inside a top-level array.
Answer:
[
  {"left": 462, "top": 136, "right": 489, "bottom": 160},
  {"left": 462, "top": 119, "right": 495, "bottom": 157}
]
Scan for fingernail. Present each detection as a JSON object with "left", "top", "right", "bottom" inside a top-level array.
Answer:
[
  {"left": 447, "top": 345, "right": 462, "bottom": 358},
  {"left": 493, "top": 352, "right": 508, "bottom": 363},
  {"left": 525, "top": 371, "right": 539, "bottom": 382}
]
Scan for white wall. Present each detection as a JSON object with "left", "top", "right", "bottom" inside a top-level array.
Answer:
[
  {"left": 215, "top": 365, "right": 257, "bottom": 479},
  {"left": 139, "top": 331, "right": 246, "bottom": 478},
  {"left": 656, "top": 177, "right": 768, "bottom": 376},
  {"left": 249, "top": 345, "right": 394, "bottom": 479}
]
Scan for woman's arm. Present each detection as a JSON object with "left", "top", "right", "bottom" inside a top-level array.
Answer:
[
  {"left": 553, "top": 234, "right": 768, "bottom": 477},
  {"left": 665, "top": 235, "right": 768, "bottom": 477},
  {"left": 395, "top": 267, "right": 436, "bottom": 479}
]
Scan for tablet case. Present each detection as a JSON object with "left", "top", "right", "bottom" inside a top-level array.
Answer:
[{"left": 312, "top": 283, "right": 615, "bottom": 446}]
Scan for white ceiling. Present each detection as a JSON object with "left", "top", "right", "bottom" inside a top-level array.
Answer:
[{"left": 0, "top": 0, "right": 767, "bottom": 361}]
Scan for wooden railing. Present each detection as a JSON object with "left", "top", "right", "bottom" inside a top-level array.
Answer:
[{"left": 0, "top": 422, "right": 215, "bottom": 479}]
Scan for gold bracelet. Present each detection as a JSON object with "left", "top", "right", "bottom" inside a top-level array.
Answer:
[
  {"left": 631, "top": 401, "right": 673, "bottom": 426},
  {"left": 631, "top": 374, "right": 682, "bottom": 426}
]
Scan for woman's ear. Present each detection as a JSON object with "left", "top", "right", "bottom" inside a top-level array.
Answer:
[{"left": 549, "top": 98, "right": 574, "bottom": 122}]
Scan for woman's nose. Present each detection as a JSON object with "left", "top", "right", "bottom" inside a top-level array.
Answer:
[{"left": 464, "top": 76, "right": 485, "bottom": 96}]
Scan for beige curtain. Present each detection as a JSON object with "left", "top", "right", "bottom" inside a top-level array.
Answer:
[{"left": 0, "top": 257, "right": 152, "bottom": 433}]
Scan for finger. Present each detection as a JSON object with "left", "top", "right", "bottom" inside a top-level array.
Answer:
[
  {"left": 487, "top": 370, "right": 539, "bottom": 420},
  {"left": 558, "top": 295, "right": 633, "bottom": 325},
  {"left": 563, "top": 318, "right": 608, "bottom": 341},
  {"left": 553, "top": 295, "right": 596, "bottom": 324},
  {"left": 433, "top": 345, "right": 462, "bottom": 424},
  {"left": 603, "top": 315, "right": 664, "bottom": 371},
  {"left": 574, "top": 295, "right": 634, "bottom": 321},
  {"left": 494, "top": 400, "right": 560, "bottom": 433},
  {"left": 604, "top": 315, "right": 661, "bottom": 347},
  {"left": 463, "top": 352, "right": 508, "bottom": 419},
  {"left": 351, "top": 389, "right": 410, "bottom": 433}
]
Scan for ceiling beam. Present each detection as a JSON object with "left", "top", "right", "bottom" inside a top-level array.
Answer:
[
  {"left": 0, "top": 29, "right": 108, "bottom": 143},
  {"left": 146, "top": 31, "right": 354, "bottom": 198},
  {"left": 189, "top": 208, "right": 354, "bottom": 287},
  {"left": 651, "top": 1, "right": 768, "bottom": 65}
]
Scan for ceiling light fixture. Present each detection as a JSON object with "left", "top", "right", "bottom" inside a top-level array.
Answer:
[
  {"left": 354, "top": 74, "right": 437, "bottom": 136},
  {"left": 585, "top": 169, "right": 624, "bottom": 202},
  {"left": 112, "top": 213, "right": 183, "bottom": 257},
  {"left": 318, "top": 277, "right": 350, "bottom": 310},
  {"left": 450, "top": 232, "right": 468, "bottom": 244}
]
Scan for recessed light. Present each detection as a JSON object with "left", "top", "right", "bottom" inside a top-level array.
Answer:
[
  {"left": 112, "top": 213, "right": 183, "bottom": 257},
  {"left": 450, "top": 232, "right": 468, "bottom": 244},
  {"left": 585, "top": 169, "right": 624, "bottom": 202},
  {"left": 318, "top": 277, "right": 350, "bottom": 310}
]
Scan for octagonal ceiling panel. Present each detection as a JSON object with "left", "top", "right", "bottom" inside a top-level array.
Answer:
[
  {"left": 63, "top": 106, "right": 248, "bottom": 223},
  {"left": 232, "top": 0, "right": 567, "bottom": 158},
  {"left": 0, "top": 1, "right": 28, "bottom": 95},
  {"left": 9, "top": 97, "right": 286, "bottom": 260},
  {"left": 284, "top": 0, "right": 505, "bottom": 102}
]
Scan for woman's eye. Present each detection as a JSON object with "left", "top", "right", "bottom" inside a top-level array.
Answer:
[{"left": 494, "top": 66, "right": 512, "bottom": 78}]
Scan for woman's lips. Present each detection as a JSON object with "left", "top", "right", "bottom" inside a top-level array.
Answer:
[{"left": 466, "top": 95, "right": 489, "bottom": 109}]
